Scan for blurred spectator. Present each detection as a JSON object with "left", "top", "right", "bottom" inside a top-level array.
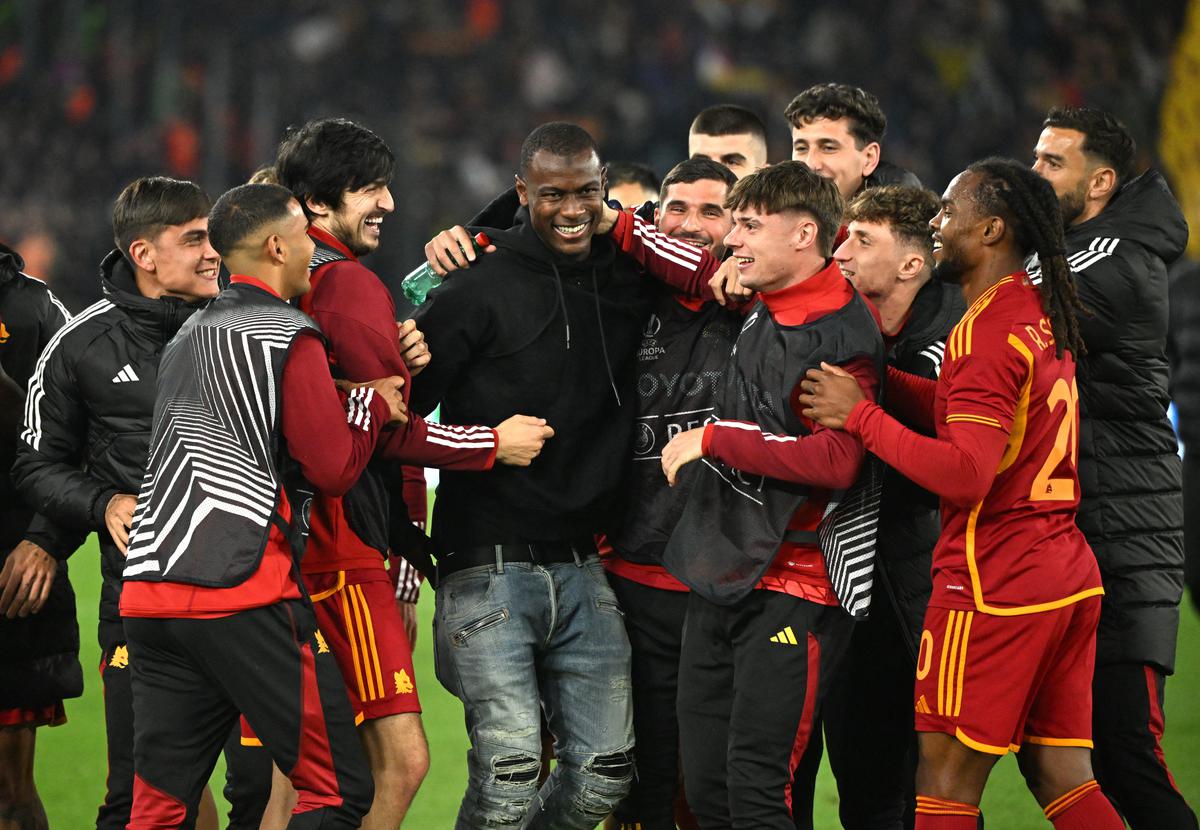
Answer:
[
  {"left": 607, "top": 161, "right": 661, "bottom": 207},
  {"left": 12, "top": 232, "right": 57, "bottom": 285},
  {"left": 0, "top": 0, "right": 1186, "bottom": 311}
]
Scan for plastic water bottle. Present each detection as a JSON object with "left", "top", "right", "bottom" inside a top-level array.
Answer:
[{"left": 401, "top": 232, "right": 492, "bottom": 305}]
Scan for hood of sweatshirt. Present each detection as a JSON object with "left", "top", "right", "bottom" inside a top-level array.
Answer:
[
  {"left": 99, "top": 249, "right": 208, "bottom": 344},
  {"left": 1066, "top": 170, "right": 1188, "bottom": 265}
]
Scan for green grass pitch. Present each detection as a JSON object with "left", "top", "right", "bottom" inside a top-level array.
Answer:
[{"left": 35, "top": 536, "right": 1200, "bottom": 827}]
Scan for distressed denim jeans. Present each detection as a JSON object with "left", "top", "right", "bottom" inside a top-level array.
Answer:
[{"left": 434, "top": 556, "right": 635, "bottom": 829}]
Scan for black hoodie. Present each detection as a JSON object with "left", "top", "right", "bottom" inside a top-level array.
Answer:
[
  {"left": 875, "top": 279, "right": 965, "bottom": 656},
  {"left": 412, "top": 206, "right": 660, "bottom": 550},
  {"left": 1031, "top": 170, "right": 1189, "bottom": 673},
  {"left": 12, "top": 250, "right": 206, "bottom": 648}
]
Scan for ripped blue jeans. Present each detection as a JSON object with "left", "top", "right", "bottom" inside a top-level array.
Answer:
[{"left": 434, "top": 556, "right": 635, "bottom": 829}]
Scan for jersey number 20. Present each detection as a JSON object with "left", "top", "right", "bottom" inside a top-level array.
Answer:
[{"left": 1030, "top": 377, "right": 1079, "bottom": 501}]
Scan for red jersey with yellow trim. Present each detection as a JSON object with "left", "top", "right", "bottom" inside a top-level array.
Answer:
[{"left": 931, "top": 274, "right": 1102, "bottom": 614}]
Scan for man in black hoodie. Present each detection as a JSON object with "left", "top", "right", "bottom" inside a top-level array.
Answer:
[
  {"left": 11, "top": 177, "right": 269, "bottom": 830},
  {"left": 411, "top": 122, "right": 713, "bottom": 830},
  {"left": 1032, "top": 106, "right": 1196, "bottom": 830}
]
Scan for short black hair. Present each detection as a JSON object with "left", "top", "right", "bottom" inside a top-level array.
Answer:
[
  {"left": 725, "top": 161, "right": 845, "bottom": 257},
  {"left": 660, "top": 157, "right": 737, "bottom": 203},
  {"left": 208, "top": 183, "right": 297, "bottom": 257},
  {"left": 519, "top": 122, "right": 601, "bottom": 177},
  {"left": 112, "top": 177, "right": 211, "bottom": 256},
  {"left": 1042, "top": 106, "right": 1136, "bottom": 186},
  {"left": 784, "top": 83, "right": 887, "bottom": 148},
  {"left": 608, "top": 161, "right": 661, "bottom": 194},
  {"left": 275, "top": 118, "right": 394, "bottom": 220},
  {"left": 689, "top": 104, "right": 768, "bottom": 144}
]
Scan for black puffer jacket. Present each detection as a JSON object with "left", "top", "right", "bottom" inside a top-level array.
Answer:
[
  {"left": 12, "top": 250, "right": 204, "bottom": 649},
  {"left": 1037, "top": 171, "right": 1188, "bottom": 673},
  {"left": 876, "top": 279, "right": 964, "bottom": 658},
  {"left": 0, "top": 242, "right": 82, "bottom": 708}
]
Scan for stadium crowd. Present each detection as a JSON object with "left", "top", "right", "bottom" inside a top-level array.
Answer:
[
  {"left": 0, "top": 0, "right": 1187, "bottom": 309},
  {"left": 1, "top": 3, "right": 1198, "bottom": 830}
]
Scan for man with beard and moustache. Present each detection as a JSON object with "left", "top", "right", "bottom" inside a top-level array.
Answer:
[
  {"left": 802, "top": 158, "right": 1123, "bottom": 830},
  {"left": 1031, "top": 106, "right": 1196, "bottom": 830},
  {"left": 0, "top": 240, "right": 75, "bottom": 830},
  {"left": 273, "top": 117, "right": 554, "bottom": 830},
  {"left": 410, "top": 122, "right": 719, "bottom": 830},
  {"left": 821, "top": 185, "right": 965, "bottom": 830},
  {"left": 11, "top": 178, "right": 271, "bottom": 830}
]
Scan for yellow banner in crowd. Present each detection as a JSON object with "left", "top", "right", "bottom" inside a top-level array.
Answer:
[{"left": 1161, "top": 0, "right": 1200, "bottom": 258}]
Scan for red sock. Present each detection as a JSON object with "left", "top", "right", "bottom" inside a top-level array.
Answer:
[
  {"left": 915, "top": 795, "right": 980, "bottom": 829},
  {"left": 1044, "top": 780, "right": 1124, "bottom": 829}
]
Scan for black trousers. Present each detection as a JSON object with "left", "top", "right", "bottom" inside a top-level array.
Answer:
[
  {"left": 95, "top": 642, "right": 273, "bottom": 830},
  {"left": 96, "top": 643, "right": 137, "bottom": 830},
  {"left": 677, "top": 590, "right": 853, "bottom": 830},
  {"left": 822, "top": 588, "right": 919, "bottom": 830},
  {"left": 607, "top": 573, "right": 690, "bottom": 830},
  {"left": 1093, "top": 661, "right": 1198, "bottom": 830},
  {"left": 223, "top": 728, "right": 273, "bottom": 830},
  {"left": 124, "top": 601, "right": 372, "bottom": 829}
]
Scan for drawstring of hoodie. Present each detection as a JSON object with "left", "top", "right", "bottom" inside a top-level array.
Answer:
[
  {"left": 548, "top": 261, "right": 622, "bottom": 408},
  {"left": 592, "top": 266, "right": 622, "bottom": 407},
  {"left": 551, "top": 261, "right": 571, "bottom": 351}
]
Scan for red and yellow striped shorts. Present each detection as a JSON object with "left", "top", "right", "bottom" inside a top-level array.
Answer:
[
  {"left": 913, "top": 598, "right": 1099, "bottom": 755},
  {"left": 306, "top": 567, "right": 421, "bottom": 721}
]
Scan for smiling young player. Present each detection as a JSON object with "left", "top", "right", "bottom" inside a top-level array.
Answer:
[{"left": 13, "top": 177, "right": 270, "bottom": 830}]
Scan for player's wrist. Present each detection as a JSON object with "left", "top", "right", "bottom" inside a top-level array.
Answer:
[{"left": 844, "top": 399, "right": 874, "bottom": 436}]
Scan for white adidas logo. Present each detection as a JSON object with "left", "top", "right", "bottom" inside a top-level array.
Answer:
[{"left": 111, "top": 364, "right": 140, "bottom": 383}]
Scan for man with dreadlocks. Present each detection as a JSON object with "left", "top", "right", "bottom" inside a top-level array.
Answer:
[{"left": 801, "top": 158, "right": 1123, "bottom": 829}]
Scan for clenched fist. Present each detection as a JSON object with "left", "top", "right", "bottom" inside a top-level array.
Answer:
[{"left": 494, "top": 415, "right": 555, "bottom": 467}]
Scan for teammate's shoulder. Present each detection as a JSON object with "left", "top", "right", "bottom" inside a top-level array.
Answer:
[
  {"left": 1, "top": 271, "right": 67, "bottom": 316},
  {"left": 32, "top": 298, "right": 120, "bottom": 369},
  {"left": 947, "top": 277, "right": 1023, "bottom": 360},
  {"left": 53, "top": 298, "right": 120, "bottom": 338},
  {"left": 978, "top": 275, "right": 1039, "bottom": 315},
  {"left": 310, "top": 258, "right": 390, "bottom": 304},
  {"left": 317, "top": 257, "right": 383, "bottom": 286}
]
